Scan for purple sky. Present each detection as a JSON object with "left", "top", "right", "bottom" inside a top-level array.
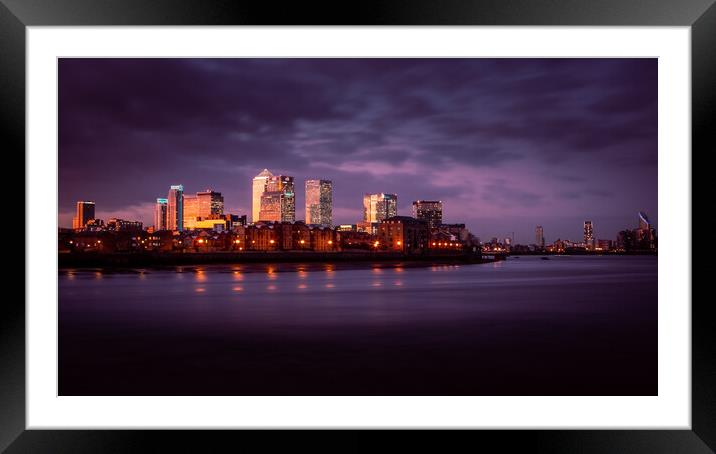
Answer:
[{"left": 59, "top": 58, "right": 657, "bottom": 243}]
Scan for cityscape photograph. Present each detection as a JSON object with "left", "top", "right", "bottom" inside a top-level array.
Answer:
[{"left": 58, "top": 58, "right": 657, "bottom": 396}]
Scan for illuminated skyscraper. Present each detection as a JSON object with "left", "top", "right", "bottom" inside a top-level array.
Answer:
[
  {"left": 584, "top": 220, "right": 594, "bottom": 245},
  {"left": 259, "top": 175, "right": 295, "bottom": 222},
  {"left": 535, "top": 225, "right": 545, "bottom": 248},
  {"left": 252, "top": 169, "right": 273, "bottom": 223},
  {"left": 412, "top": 200, "right": 442, "bottom": 228},
  {"left": 197, "top": 190, "right": 224, "bottom": 217},
  {"left": 363, "top": 193, "right": 397, "bottom": 223},
  {"left": 305, "top": 179, "right": 333, "bottom": 227},
  {"left": 167, "top": 184, "right": 184, "bottom": 231},
  {"left": 72, "top": 201, "right": 95, "bottom": 229},
  {"left": 154, "top": 198, "right": 168, "bottom": 231},
  {"left": 182, "top": 194, "right": 199, "bottom": 229},
  {"left": 182, "top": 190, "right": 225, "bottom": 229},
  {"left": 636, "top": 211, "right": 656, "bottom": 249}
]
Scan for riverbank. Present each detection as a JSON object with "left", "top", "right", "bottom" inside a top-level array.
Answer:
[{"left": 58, "top": 250, "right": 491, "bottom": 269}]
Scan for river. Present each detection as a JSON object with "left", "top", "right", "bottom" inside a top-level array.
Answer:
[{"left": 59, "top": 255, "right": 657, "bottom": 395}]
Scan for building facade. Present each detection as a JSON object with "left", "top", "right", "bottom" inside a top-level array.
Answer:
[
  {"left": 583, "top": 220, "right": 594, "bottom": 246},
  {"left": 363, "top": 193, "right": 397, "bottom": 223},
  {"left": 72, "top": 201, "right": 95, "bottom": 230},
  {"left": 378, "top": 216, "right": 429, "bottom": 254},
  {"left": 182, "top": 195, "right": 199, "bottom": 229},
  {"left": 197, "top": 190, "right": 224, "bottom": 218},
  {"left": 252, "top": 169, "right": 274, "bottom": 223},
  {"left": 259, "top": 175, "right": 295, "bottom": 222},
  {"left": 154, "top": 198, "right": 168, "bottom": 231},
  {"left": 305, "top": 179, "right": 333, "bottom": 227},
  {"left": 412, "top": 200, "right": 443, "bottom": 229},
  {"left": 167, "top": 184, "right": 184, "bottom": 231},
  {"left": 106, "top": 218, "right": 143, "bottom": 232}
]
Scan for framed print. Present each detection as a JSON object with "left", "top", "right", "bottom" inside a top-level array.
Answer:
[{"left": 3, "top": 0, "right": 712, "bottom": 451}]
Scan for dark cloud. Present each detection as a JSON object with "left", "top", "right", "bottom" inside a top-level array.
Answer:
[{"left": 59, "top": 58, "right": 657, "bottom": 242}]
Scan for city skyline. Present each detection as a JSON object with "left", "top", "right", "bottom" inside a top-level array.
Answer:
[{"left": 59, "top": 58, "right": 657, "bottom": 242}]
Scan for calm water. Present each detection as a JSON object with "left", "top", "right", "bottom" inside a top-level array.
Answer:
[{"left": 59, "top": 255, "right": 657, "bottom": 395}]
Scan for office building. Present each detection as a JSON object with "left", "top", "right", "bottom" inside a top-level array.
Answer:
[
  {"left": 252, "top": 169, "right": 274, "bottom": 223},
  {"left": 197, "top": 190, "right": 224, "bottom": 218},
  {"left": 154, "top": 198, "right": 168, "bottom": 231},
  {"left": 182, "top": 194, "right": 199, "bottom": 229},
  {"left": 72, "top": 201, "right": 95, "bottom": 230},
  {"left": 167, "top": 184, "right": 184, "bottom": 231},
  {"left": 363, "top": 193, "right": 397, "bottom": 223},
  {"left": 259, "top": 175, "right": 295, "bottom": 222},
  {"left": 584, "top": 220, "right": 594, "bottom": 248},
  {"left": 412, "top": 200, "right": 442, "bottom": 229},
  {"left": 305, "top": 179, "right": 333, "bottom": 227}
]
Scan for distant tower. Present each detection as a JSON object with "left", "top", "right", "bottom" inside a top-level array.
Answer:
[
  {"left": 167, "top": 185, "right": 184, "bottom": 231},
  {"left": 412, "top": 200, "right": 443, "bottom": 228},
  {"left": 583, "top": 220, "right": 594, "bottom": 245},
  {"left": 72, "top": 201, "right": 95, "bottom": 229},
  {"left": 363, "top": 193, "right": 397, "bottom": 223},
  {"left": 154, "top": 198, "right": 168, "bottom": 231},
  {"left": 638, "top": 211, "right": 651, "bottom": 230},
  {"left": 197, "top": 189, "right": 224, "bottom": 217},
  {"left": 259, "top": 175, "right": 295, "bottom": 222},
  {"left": 305, "top": 179, "right": 333, "bottom": 227},
  {"left": 535, "top": 225, "right": 545, "bottom": 248},
  {"left": 252, "top": 169, "right": 273, "bottom": 223}
]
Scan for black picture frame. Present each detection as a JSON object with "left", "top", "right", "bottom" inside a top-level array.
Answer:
[{"left": 2, "top": 0, "right": 711, "bottom": 451}]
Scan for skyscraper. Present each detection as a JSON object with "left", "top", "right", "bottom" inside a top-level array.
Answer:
[
  {"left": 167, "top": 184, "right": 184, "bottom": 231},
  {"left": 252, "top": 169, "right": 274, "bottom": 223},
  {"left": 412, "top": 200, "right": 442, "bottom": 228},
  {"left": 154, "top": 198, "right": 168, "bottom": 231},
  {"left": 72, "top": 201, "right": 95, "bottom": 229},
  {"left": 183, "top": 194, "right": 199, "bottom": 229},
  {"left": 636, "top": 211, "right": 656, "bottom": 249},
  {"left": 363, "top": 193, "right": 397, "bottom": 223},
  {"left": 584, "top": 220, "right": 594, "bottom": 245},
  {"left": 638, "top": 211, "right": 651, "bottom": 231},
  {"left": 197, "top": 190, "right": 224, "bottom": 218},
  {"left": 535, "top": 225, "right": 545, "bottom": 248},
  {"left": 259, "top": 175, "right": 295, "bottom": 222},
  {"left": 305, "top": 179, "right": 333, "bottom": 227}
]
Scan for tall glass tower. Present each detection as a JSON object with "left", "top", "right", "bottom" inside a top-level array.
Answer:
[
  {"left": 72, "top": 201, "right": 95, "bottom": 229},
  {"left": 583, "top": 220, "right": 594, "bottom": 244},
  {"left": 154, "top": 198, "right": 168, "bottom": 231},
  {"left": 363, "top": 193, "right": 397, "bottom": 223},
  {"left": 412, "top": 200, "right": 442, "bottom": 228},
  {"left": 259, "top": 175, "right": 295, "bottom": 222},
  {"left": 305, "top": 179, "right": 333, "bottom": 227},
  {"left": 167, "top": 184, "right": 184, "bottom": 231},
  {"left": 252, "top": 169, "right": 273, "bottom": 223}
]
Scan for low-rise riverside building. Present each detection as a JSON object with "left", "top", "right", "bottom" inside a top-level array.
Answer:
[{"left": 378, "top": 216, "right": 429, "bottom": 254}]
